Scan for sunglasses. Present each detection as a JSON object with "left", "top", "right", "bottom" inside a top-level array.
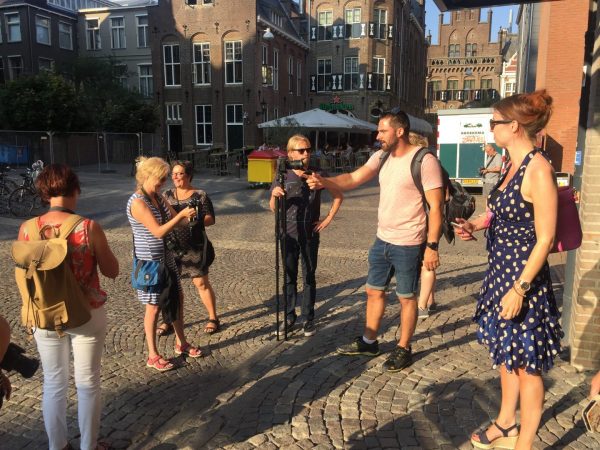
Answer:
[
  {"left": 489, "top": 119, "right": 513, "bottom": 130},
  {"left": 294, "top": 147, "right": 311, "bottom": 154}
]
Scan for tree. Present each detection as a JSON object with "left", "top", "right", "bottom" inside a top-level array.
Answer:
[{"left": 0, "top": 72, "right": 85, "bottom": 131}]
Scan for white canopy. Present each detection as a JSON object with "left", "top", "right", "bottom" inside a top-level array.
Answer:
[{"left": 258, "top": 108, "right": 376, "bottom": 133}]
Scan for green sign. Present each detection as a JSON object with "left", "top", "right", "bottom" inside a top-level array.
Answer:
[{"left": 319, "top": 103, "right": 354, "bottom": 111}]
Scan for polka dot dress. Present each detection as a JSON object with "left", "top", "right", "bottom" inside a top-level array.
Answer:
[{"left": 474, "top": 150, "right": 563, "bottom": 374}]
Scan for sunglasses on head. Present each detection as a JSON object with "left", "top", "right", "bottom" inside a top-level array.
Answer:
[
  {"left": 489, "top": 119, "right": 513, "bottom": 130},
  {"left": 294, "top": 147, "right": 311, "bottom": 154}
]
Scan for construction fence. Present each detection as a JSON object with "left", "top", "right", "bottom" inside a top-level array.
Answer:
[{"left": 0, "top": 130, "right": 161, "bottom": 170}]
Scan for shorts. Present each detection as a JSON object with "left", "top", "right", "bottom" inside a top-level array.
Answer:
[{"left": 366, "top": 237, "right": 424, "bottom": 298}]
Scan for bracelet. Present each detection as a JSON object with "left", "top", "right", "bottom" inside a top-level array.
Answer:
[{"left": 512, "top": 285, "right": 526, "bottom": 297}]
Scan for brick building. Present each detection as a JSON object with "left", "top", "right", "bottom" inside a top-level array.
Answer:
[
  {"left": 305, "top": 0, "right": 428, "bottom": 121},
  {"left": 148, "top": 0, "right": 308, "bottom": 153},
  {"left": 425, "top": 7, "right": 507, "bottom": 112}
]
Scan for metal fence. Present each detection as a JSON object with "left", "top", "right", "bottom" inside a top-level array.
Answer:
[{"left": 0, "top": 130, "right": 160, "bottom": 170}]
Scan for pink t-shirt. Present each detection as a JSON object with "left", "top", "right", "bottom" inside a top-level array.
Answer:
[{"left": 365, "top": 148, "right": 443, "bottom": 245}]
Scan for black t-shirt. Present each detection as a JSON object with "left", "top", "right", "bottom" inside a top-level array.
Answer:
[{"left": 271, "top": 167, "right": 324, "bottom": 239}]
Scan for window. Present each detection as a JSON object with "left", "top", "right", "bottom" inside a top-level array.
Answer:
[
  {"left": 193, "top": 43, "right": 211, "bottom": 85},
  {"left": 505, "top": 81, "right": 516, "bottom": 96},
  {"left": 344, "top": 57, "right": 359, "bottom": 91},
  {"left": 271, "top": 11, "right": 284, "bottom": 28},
  {"left": 111, "top": 17, "right": 125, "bottom": 49},
  {"left": 481, "top": 78, "right": 492, "bottom": 89},
  {"left": 8, "top": 56, "right": 22, "bottom": 80},
  {"left": 430, "top": 80, "right": 441, "bottom": 91},
  {"left": 224, "top": 41, "right": 242, "bottom": 84},
  {"left": 163, "top": 44, "right": 181, "bottom": 86},
  {"left": 166, "top": 103, "right": 182, "bottom": 122},
  {"left": 288, "top": 56, "right": 293, "bottom": 94},
  {"left": 35, "top": 16, "right": 51, "bottom": 45},
  {"left": 374, "top": 8, "right": 387, "bottom": 40},
  {"left": 297, "top": 61, "right": 301, "bottom": 96},
  {"left": 464, "top": 79, "right": 475, "bottom": 90},
  {"left": 39, "top": 58, "right": 53, "bottom": 71},
  {"left": 115, "top": 64, "right": 128, "bottom": 88},
  {"left": 318, "top": 11, "right": 332, "bottom": 41},
  {"left": 317, "top": 58, "right": 332, "bottom": 92},
  {"left": 6, "top": 13, "right": 21, "bottom": 42},
  {"left": 447, "top": 79, "right": 458, "bottom": 90},
  {"left": 273, "top": 49, "right": 279, "bottom": 91},
  {"left": 373, "top": 57, "right": 385, "bottom": 91},
  {"left": 195, "top": 105, "right": 212, "bottom": 144},
  {"left": 86, "top": 19, "right": 101, "bottom": 50},
  {"left": 59, "top": 22, "right": 73, "bottom": 50},
  {"left": 138, "top": 64, "right": 153, "bottom": 97},
  {"left": 345, "top": 7, "right": 361, "bottom": 39},
  {"left": 466, "top": 43, "right": 477, "bottom": 57},
  {"left": 448, "top": 44, "right": 460, "bottom": 58},
  {"left": 137, "top": 15, "right": 148, "bottom": 48},
  {"left": 273, "top": 107, "right": 278, "bottom": 119}
]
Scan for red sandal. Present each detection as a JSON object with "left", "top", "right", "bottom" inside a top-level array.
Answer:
[
  {"left": 175, "top": 342, "right": 203, "bottom": 358},
  {"left": 146, "top": 355, "right": 174, "bottom": 372}
]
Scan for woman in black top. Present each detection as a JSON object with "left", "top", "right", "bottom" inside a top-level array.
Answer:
[{"left": 164, "top": 161, "right": 219, "bottom": 334}]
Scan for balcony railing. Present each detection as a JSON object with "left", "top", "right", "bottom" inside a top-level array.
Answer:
[
  {"left": 429, "top": 56, "right": 499, "bottom": 66},
  {"left": 430, "top": 88, "right": 499, "bottom": 103}
]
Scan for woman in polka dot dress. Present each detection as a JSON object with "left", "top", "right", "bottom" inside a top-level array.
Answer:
[{"left": 455, "top": 90, "right": 562, "bottom": 450}]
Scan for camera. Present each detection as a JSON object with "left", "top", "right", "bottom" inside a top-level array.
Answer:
[
  {"left": 479, "top": 167, "right": 485, "bottom": 175},
  {"left": 1, "top": 343, "right": 40, "bottom": 410},
  {"left": 1, "top": 343, "right": 39, "bottom": 378},
  {"left": 276, "top": 157, "right": 305, "bottom": 173},
  {"left": 187, "top": 197, "right": 204, "bottom": 228},
  {"left": 165, "top": 233, "right": 186, "bottom": 259}
]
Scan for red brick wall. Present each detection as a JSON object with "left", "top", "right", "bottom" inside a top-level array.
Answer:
[{"left": 536, "top": 1, "right": 587, "bottom": 174}]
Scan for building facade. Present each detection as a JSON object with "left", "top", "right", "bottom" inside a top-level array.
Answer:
[
  {"left": 149, "top": 0, "right": 308, "bottom": 153},
  {"left": 305, "top": 0, "right": 428, "bottom": 120},
  {"left": 78, "top": 3, "right": 153, "bottom": 98},
  {"left": 0, "top": 0, "right": 115, "bottom": 83},
  {"left": 425, "top": 8, "right": 506, "bottom": 112}
]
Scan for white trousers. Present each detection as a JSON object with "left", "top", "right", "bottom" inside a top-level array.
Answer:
[{"left": 34, "top": 306, "right": 107, "bottom": 450}]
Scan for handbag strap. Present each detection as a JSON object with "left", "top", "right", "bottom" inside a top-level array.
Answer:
[{"left": 135, "top": 189, "right": 169, "bottom": 260}]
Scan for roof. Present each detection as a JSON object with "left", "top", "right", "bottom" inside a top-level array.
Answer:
[{"left": 257, "top": 0, "right": 306, "bottom": 48}]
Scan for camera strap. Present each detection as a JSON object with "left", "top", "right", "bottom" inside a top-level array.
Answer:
[{"left": 137, "top": 188, "right": 169, "bottom": 260}]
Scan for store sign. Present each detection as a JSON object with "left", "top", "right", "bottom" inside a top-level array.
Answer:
[{"left": 319, "top": 95, "right": 354, "bottom": 111}]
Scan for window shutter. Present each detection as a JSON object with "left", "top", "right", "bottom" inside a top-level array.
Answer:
[
  {"left": 310, "top": 75, "right": 317, "bottom": 92},
  {"left": 366, "top": 72, "right": 374, "bottom": 90}
]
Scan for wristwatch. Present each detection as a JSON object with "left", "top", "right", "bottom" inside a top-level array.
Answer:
[
  {"left": 426, "top": 242, "right": 439, "bottom": 251},
  {"left": 516, "top": 279, "right": 531, "bottom": 293}
]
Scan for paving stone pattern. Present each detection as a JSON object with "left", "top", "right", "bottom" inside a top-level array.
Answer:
[{"left": 0, "top": 166, "right": 598, "bottom": 449}]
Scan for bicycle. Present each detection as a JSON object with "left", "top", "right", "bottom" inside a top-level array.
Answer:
[
  {"left": 9, "top": 161, "right": 45, "bottom": 218},
  {"left": 0, "top": 165, "right": 18, "bottom": 214}
]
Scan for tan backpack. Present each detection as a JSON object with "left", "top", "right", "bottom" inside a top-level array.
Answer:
[{"left": 11, "top": 215, "right": 91, "bottom": 336}]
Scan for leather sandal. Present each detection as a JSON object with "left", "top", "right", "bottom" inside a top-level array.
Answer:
[
  {"left": 471, "top": 421, "right": 519, "bottom": 449},
  {"left": 204, "top": 318, "right": 220, "bottom": 334},
  {"left": 175, "top": 342, "right": 203, "bottom": 358},
  {"left": 156, "top": 323, "right": 173, "bottom": 337},
  {"left": 146, "top": 355, "right": 174, "bottom": 372}
]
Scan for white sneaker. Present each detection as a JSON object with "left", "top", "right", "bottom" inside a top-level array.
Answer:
[{"left": 417, "top": 307, "right": 430, "bottom": 319}]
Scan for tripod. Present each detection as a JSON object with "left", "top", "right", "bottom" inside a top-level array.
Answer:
[{"left": 274, "top": 161, "right": 290, "bottom": 341}]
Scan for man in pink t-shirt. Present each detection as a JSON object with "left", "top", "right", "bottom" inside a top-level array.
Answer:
[{"left": 305, "top": 110, "right": 444, "bottom": 372}]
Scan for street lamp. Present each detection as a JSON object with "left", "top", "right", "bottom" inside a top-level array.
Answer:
[{"left": 263, "top": 27, "right": 274, "bottom": 40}]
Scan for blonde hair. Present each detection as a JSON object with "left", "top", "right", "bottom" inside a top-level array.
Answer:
[
  {"left": 409, "top": 132, "right": 428, "bottom": 147},
  {"left": 134, "top": 156, "right": 170, "bottom": 189},
  {"left": 286, "top": 134, "right": 311, "bottom": 153}
]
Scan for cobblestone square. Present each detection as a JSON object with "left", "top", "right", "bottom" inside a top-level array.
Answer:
[{"left": 0, "top": 166, "right": 597, "bottom": 449}]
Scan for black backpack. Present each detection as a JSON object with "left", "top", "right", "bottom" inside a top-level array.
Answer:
[{"left": 378, "top": 147, "right": 476, "bottom": 244}]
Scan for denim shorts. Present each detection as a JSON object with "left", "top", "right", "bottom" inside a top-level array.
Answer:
[{"left": 366, "top": 237, "right": 424, "bottom": 298}]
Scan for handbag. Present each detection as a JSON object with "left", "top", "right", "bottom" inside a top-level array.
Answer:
[
  {"left": 551, "top": 186, "right": 583, "bottom": 253},
  {"left": 582, "top": 395, "right": 600, "bottom": 433},
  {"left": 131, "top": 256, "right": 165, "bottom": 293}
]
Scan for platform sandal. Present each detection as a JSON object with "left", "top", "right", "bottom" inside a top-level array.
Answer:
[{"left": 471, "top": 421, "right": 519, "bottom": 449}]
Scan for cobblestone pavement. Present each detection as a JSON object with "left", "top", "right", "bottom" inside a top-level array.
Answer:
[{"left": 0, "top": 166, "right": 598, "bottom": 450}]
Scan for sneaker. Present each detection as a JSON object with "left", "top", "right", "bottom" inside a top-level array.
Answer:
[
  {"left": 383, "top": 346, "right": 413, "bottom": 372},
  {"left": 277, "top": 317, "right": 296, "bottom": 335},
  {"left": 337, "top": 336, "right": 380, "bottom": 356},
  {"left": 303, "top": 320, "right": 316, "bottom": 337},
  {"left": 417, "top": 307, "right": 430, "bottom": 319}
]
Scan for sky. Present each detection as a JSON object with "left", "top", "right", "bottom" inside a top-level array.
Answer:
[{"left": 425, "top": 0, "right": 519, "bottom": 45}]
